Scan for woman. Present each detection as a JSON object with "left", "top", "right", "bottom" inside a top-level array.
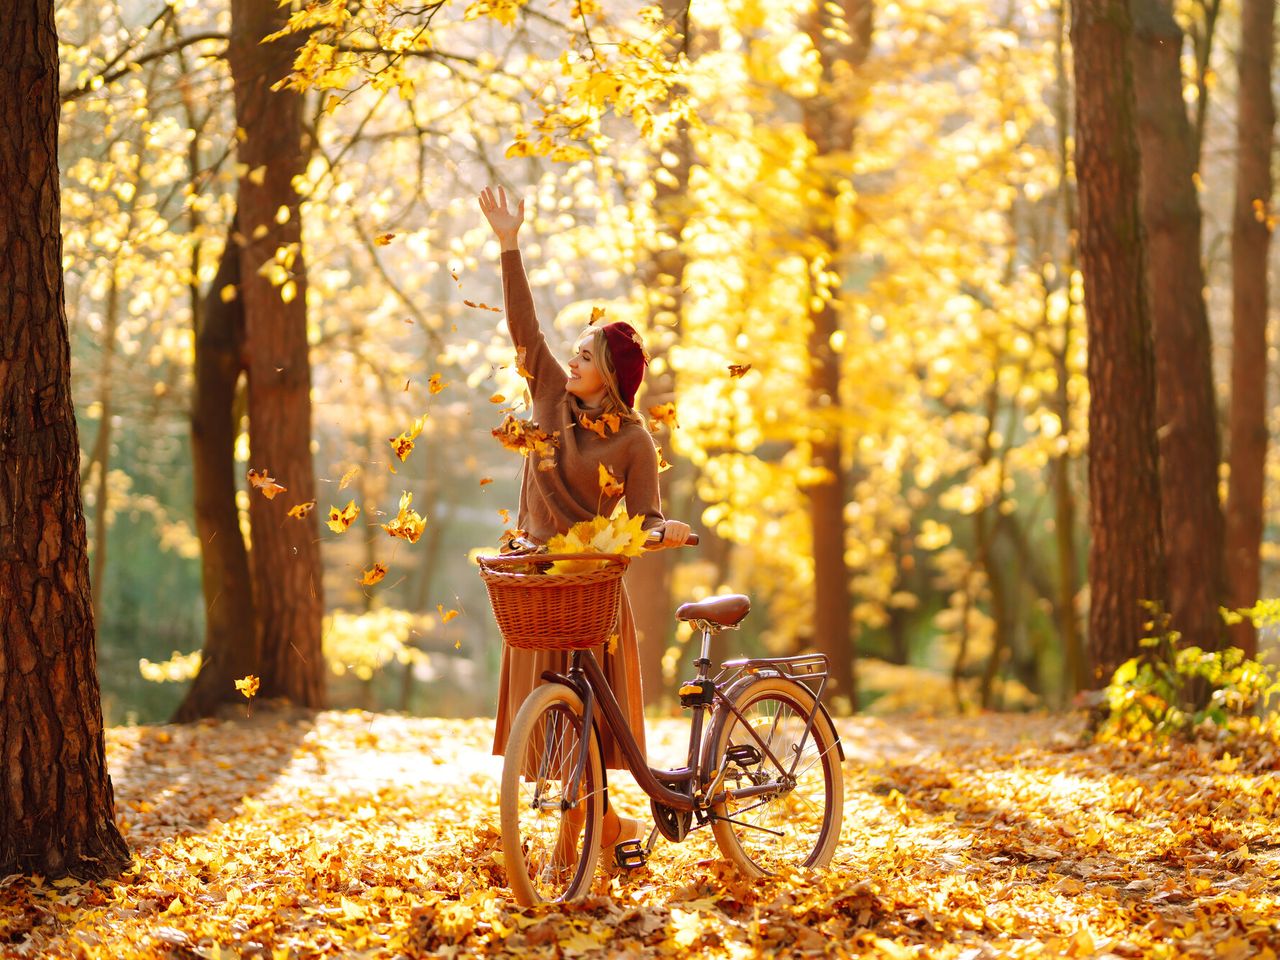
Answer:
[{"left": 478, "top": 185, "right": 691, "bottom": 854}]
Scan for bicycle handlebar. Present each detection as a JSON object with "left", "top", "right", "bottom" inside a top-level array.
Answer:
[{"left": 645, "top": 531, "right": 699, "bottom": 548}]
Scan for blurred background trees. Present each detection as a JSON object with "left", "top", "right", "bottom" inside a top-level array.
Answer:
[{"left": 53, "top": 0, "right": 1278, "bottom": 724}]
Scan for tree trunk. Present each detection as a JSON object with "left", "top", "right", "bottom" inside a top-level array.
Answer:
[
  {"left": 1051, "top": 0, "right": 1086, "bottom": 698},
  {"left": 1224, "top": 0, "right": 1276, "bottom": 657},
  {"left": 0, "top": 0, "right": 130, "bottom": 880},
  {"left": 800, "top": 0, "right": 873, "bottom": 710},
  {"left": 630, "top": 0, "right": 700, "bottom": 708},
  {"left": 1071, "top": 0, "right": 1168, "bottom": 684},
  {"left": 173, "top": 221, "right": 260, "bottom": 722},
  {"left": 229, "top": 0, "right": 325, "bottom": 705},
  {"left": 1130, "top": 0, "right": 1226, "bottom": 653}
]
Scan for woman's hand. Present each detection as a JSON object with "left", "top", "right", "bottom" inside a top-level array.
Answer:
[
  {"left": 478, "top": 185, "right": 524, "bottom": 247},
  {"left": 659, "top": 520, "right": 691, "bottom": 547}
]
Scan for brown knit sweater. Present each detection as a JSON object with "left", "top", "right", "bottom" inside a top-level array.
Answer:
[{"left": 500, "top": 249, "right": 664, "bottom": 542}]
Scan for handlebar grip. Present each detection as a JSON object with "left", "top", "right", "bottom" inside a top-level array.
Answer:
[{"left": 645, "top": 531, "right": 699, "bottom": 546}]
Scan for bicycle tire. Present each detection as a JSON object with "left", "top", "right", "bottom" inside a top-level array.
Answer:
[
  {"left": 705, "top": 676, "right": 843, "bottom": 878},
  {"left": 499, "top": 684, "right": 604, "bottom": 905}
]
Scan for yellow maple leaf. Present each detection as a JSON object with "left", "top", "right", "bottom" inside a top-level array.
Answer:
[
  {"left": 326, "top": 499, "right": 361, "bottom": 533},
  {"left": 429, "top": 373, "right": 447, "bottom": 395},
  {"left": 234, "top": 675, "right": 260, "bottom": 699},
  {"left": 437, "top": 603, "right": 459, "bottom": 623},
  {"left": 598, "top": 463, "right": 624, "bottom": 498},
  {"left": 287, "top": 500, "right": 316, "bottom": 519},
  {"left": 382, "top": 491, "right": 426, "bottom": 543},
  {"left": 390, "top": 414, "right": 428, "bottom": 462},
  {"left": 360, "top": 562, "right": 388, "bottom": 586},
  {"left": 648, "top": 402, "right": 678, "bottom": 430},
  {"left": 247, "top": 468, "right": 287, "bottom": 500},
  {"left": 545, "top": 512, "right": 646, "bottom": 573}
]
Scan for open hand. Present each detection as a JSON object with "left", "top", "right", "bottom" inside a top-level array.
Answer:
[{"left": 478, "top": 185, "right": 524, "bottom": 238}]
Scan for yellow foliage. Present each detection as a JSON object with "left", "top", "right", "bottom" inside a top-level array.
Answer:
[{"left": 544, "top": 512, "right": 648, "bottom": 573}]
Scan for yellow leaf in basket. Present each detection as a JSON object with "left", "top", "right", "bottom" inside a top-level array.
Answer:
[{"left": 544, "top": 512, "right": 647, "bottom": 574}]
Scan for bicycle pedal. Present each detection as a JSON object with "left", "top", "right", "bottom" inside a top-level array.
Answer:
[{"left": 613, "top": 839, "right": 647, "bottom": 870}]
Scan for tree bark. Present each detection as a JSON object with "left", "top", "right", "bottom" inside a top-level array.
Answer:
[
  {"left": 1070, "top": 0, "right": 1167, "bottom": 684},
  {"left": 0, "top": 0, "right": 130, "bottom": 880},
  {"left": 1224, "top": 0, "right": 1275, "bottom": 657},
  {"left": 229, "top": 0, "right": 325, "bottom": 705},
  {"left": 173, "top": 220, "right": 260, "bottom": 722},
  {"left": 1130, "top": 0, "right": 1226, "bottom": 653},
  {"left": 1051, "top": 0, "right": 1086, "bottom": 698},
  {"left": 800, "top": 0, "right": 873, "bottom": 710}
]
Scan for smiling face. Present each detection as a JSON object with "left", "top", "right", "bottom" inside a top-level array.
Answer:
[{"left": 566, "top": 332, "right": 607, "bottom": 403}]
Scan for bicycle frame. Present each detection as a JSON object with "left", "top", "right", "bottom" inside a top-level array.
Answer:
[{"left": 540, "top": 620, "right": 842, "bottom": 821}]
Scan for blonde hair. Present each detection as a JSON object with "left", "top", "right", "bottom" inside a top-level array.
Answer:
[{"left": 584, "top": 327, "right": 643, "bottom": 423}]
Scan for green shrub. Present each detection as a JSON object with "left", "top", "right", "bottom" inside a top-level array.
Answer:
[{"left": 1099, "top": 601, "right": 1280, "bottom": 743}]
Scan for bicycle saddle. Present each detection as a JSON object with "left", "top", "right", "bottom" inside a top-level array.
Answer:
[{"left": 675, "top": 594, "right": 751, "bottom": 627}]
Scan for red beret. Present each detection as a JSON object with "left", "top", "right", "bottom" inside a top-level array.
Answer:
[{"left": 600, "top": 322, "right": 649, "bottom": 408}]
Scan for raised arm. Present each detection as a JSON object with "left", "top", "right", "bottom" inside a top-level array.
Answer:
[{"left": 478, "top": 186, "right": 567, "bottom": 397}]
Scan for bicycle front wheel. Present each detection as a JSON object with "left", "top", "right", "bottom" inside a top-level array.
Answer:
[
  {"left": 499, "top": 683, "right": 604, "bottom": 906},
  {"left": 706, "top": 677, "right": 843, "bottom": 878}
]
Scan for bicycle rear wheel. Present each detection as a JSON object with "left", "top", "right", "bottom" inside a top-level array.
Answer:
[
  {"left": 706, "top": 676, "right": 843, "bottom": 878},
  {"left": 499, "top": 683, "right": 604, "bottom": 905}
]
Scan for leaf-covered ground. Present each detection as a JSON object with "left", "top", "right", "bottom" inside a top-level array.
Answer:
[{"left": 2, "top": 707, "right": 1278, "bottom": 959}]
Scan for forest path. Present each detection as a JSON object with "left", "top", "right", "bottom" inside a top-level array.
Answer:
[{"left": 2, "top": 709, "right": 1276, "bottom": 959}]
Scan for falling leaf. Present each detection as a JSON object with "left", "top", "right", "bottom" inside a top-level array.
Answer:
[
  {"left": 360, "top": 562, "right": 388, "bottom": 586},
  {"left": 428, "top": 373, "right": 447, "bottom": 395},
  {"left": 728, "top": 363, "right": 752, "bottom": 378},
  {"left": 326, "top": 499, "right": 361, "bottom": 534},
  {"left": 589, "top": 305, "right": 607, "bottom": 325},
  {"left": 287, "top": 500, "right": 317, "bottom": 519},
  {"left": 390, "top": 414, "right": 428, "bottom": 462},
  {"left": 479, "top": 477, "right": 493, "bottom": 487},
  {"left": 374, "top": 233, "right": 395, "bottom": 245},
  {"left": 338, "top": 465, "right": 362, "bottom": 491},
  {"left": 498, "top": 508, "right": 511, "bottom": 524},
  {"left": 463, "top": 299, "right": 502, "bottom": 312},
  {"left": 648, "top": 402, "right": 679, "bottom": 430},
  {"left": 515, "top": 346, "right": 534, "bottom": 380},
  {"left": 656, "top": 446, "right": 672, "bottom": 473},
  {"left": 580, "top": 412, "right": 621, "bottom": 439},
  {"left": 489, "top": 393, "right": 506, "bottom": 404},
  {"left": 598, "top": 463, "right": 624, "bottom": 498},
  {"left": 381, "top": 491, "right": 425, "bottom": 543},
  {"left": 437, "top": 604, "right": 459, "bottom": 623},
  {"left": 234, "top": 675, "right": 259, "bottom": 699},
  {"left": 606, "top": 633, "right": 620, "bottom": 655},
  {"left": 247, "top": 468, "right": 287, "bottom": 500},
  {"left": 491, "top": 413, "right": 560, "bottom": 466}
]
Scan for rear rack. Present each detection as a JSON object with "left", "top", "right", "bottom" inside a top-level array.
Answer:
[{"left": 719, "top": 654, "right": 828, "bottom": 680}]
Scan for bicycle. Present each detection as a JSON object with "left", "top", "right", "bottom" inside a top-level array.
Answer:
[{"left": 478, "top": 534, "right": 845, "bottom": 906}]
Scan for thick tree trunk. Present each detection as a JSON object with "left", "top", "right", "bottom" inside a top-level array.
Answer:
[
  {"left": 173, "top": 222, "right": 260, "bottom": 722},
  {"left": 1130, "top": 0, "right": 1226, "bottom": 653},
  {"left": 1071, "top": 0, "right": 1168, "bottom": 684},
  {"left": 229, "top": 0, "right": 325, "bottom": 705},
  {"left": 0, "top": 0, "right": 130, "bottom": 880},
  {"left": 799, "top": 0, "right": 873, "bottom": 710},
  {"left": 1224, "top": 0, "right": 1275, "bottom": 657}
]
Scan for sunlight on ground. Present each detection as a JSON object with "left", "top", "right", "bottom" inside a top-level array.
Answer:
[{"left": 1, "top": 710, "right": 1276, "bottom": 959}]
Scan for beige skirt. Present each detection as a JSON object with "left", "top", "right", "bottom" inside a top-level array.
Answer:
[{"left": 491, "top": 584, "right": 647, "bottom": 771}]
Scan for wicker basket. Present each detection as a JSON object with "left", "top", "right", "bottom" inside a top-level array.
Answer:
[{"left": 476, "top": 552, "right": 631, "bottom": 651}]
